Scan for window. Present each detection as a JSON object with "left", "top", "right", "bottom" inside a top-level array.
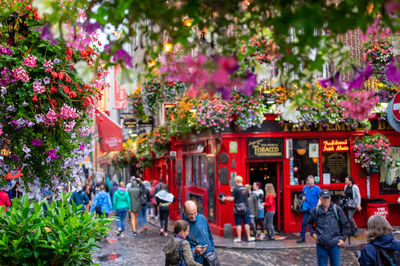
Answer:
[
  {"left": 200, "top": 156, "right": 207, "bottom": 188},
  {"left": 321, "top": 139, "right": 350, "bottom": 184},
  {"left": 292, "top": 139, "right": 319, "bottom": 185},
  {"left": 185, "top": 155, "right": 192, "bottom": 186},
  {"left": 193, "top": 155, "right": 199, "bottom": 187}
]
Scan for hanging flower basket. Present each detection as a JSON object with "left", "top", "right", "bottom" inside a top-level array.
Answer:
[{"left": 353, "top": 133, "right": 391, "bottom": 169}]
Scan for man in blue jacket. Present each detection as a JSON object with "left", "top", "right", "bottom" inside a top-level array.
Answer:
[
  {"left": 183, "top": 200, "right": 217, "bottom": 265},
  {"left": 297, "top": 175, "right": 321, "bottom": 243}
]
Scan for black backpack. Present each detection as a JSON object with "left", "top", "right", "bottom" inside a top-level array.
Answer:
[
  {"left": 296, "top": 194, "right": 305, "bottom": 213},
  {"left": 374, "top": 245, "right": 400, "bottom": 266}
]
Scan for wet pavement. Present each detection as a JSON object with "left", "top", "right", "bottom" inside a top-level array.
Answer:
[{"left": 93, "top": 217, "right": 362, "bottom": 266}]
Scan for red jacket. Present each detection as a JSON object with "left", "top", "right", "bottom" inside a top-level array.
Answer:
[
  {"left": 264, "top": 194, "right": 276, "bottom": 212},
  {"left": 0, "top": 191, "right": 11, "bottom": 211}
]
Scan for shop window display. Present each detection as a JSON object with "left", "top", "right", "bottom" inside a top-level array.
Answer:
[
  {"left": 200, "top": 156, "right": 207, "bottom": 188},
  {"left": 185, "top": 155, "right": 192, "bottom": 186},
  {"left": 292, "top": 139, "right": 319, "bottom": 185},
  {"left": 193, "top": 155, "right": 199, "bottom": 187}
]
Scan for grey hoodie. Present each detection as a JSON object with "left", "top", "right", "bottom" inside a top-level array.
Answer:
[{"left": 163, "top": 237, "right": 201, "bottom": 266}]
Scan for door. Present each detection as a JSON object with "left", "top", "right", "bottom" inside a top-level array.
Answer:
[{"left": 248, "top": 162, "right": 282, "bottom": 231}]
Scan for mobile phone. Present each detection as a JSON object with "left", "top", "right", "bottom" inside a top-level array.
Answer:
[{"left": 201, "top": 244, "right": 208, "bottom": 248}]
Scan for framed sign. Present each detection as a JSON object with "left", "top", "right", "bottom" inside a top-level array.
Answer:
[
  {"left": 247, "top": 138, "right": 284, "bottom": 159},
  {"left": 229, "top": 141, "right": 238, "bottom": 153}
]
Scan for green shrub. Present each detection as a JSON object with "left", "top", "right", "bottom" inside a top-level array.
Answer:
[{"left": 0, "top": 193, "right": 113, "bottom": 265}]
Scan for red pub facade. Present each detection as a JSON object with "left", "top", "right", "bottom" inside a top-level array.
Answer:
[{"left": 145, "top": 115, "right": 400, "bottom": 235}]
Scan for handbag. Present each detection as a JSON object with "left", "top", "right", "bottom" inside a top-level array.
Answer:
[
  {"left": 189, "top": 231, "right": 220, "bottom": 266},
  {"left": 178, "top": 239, "right": 187, "bottom": 266},
  {"left": 233, "top": 202, "right": 247, "bottom": 216},
  {"left": 344, "top": 199, "right": 357, "bottom": 209}
]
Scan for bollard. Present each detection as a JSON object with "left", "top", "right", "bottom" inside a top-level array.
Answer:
[{"left": 223, "top": 223, "right": 234, "bottom": 239}]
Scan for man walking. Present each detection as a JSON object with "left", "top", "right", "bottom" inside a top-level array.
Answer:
[
  {"left": 297, "top": 175, "right": 321, "bottom": 243},
  {"left": 221, "top": 176, "right": 255, "bottom": 242},
  {"left": 307, "top": 189, "right": 349, "bottom": 266},
  {"left": 183, "top": 200, "right": 219, "bottom": 265}
]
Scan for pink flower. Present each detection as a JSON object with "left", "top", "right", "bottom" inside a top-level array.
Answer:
[
  {"left": 45, "top": 108, "right": 58, "bottom": 126},
  {"left": 22, "top": 54, "right": 38, "bottom": 68},
  {"left": 64, "top": 120, "right": 76, "bottom": 132},
  {"left": 33, "top": 81, "right": 45, "bottom": 94},
  {"left": 60, "top": 103, "right": 78, "bottom": 119},
  {"left": 13, "top": 67, "right": 30, "bottom": 82},
  {"left": 44, "top": 60, "right": 53, "bottom": 73}
]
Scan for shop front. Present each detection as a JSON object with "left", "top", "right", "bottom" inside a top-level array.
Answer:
[{"left": 167, "top": 116, "right": 400, "bottom": 235}]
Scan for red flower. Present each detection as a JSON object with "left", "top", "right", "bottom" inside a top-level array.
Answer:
[
  {"left": 68, "top": 91, "right": 77, "bottom": 98},
  {"left": 32, "top": 94, "right": 38, "bottom": 102},
  {"left": 50, "top": 86, "right": 57, "bottom": 94},
  {"left": 63, "top": 85, "right": 69, "bottom": 94},
  {"left": 58, "top": 72, "right": 65, "bottom": 80},
  {"left": 65, "top": 75, "right": 72, "bottom": 83},
  {"left": 51, "top": 71, "right": 58, "bottom": 78}
]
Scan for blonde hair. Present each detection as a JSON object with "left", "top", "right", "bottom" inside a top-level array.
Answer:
[
  {"left": 366, "top": 215, "right": 393, "bottom": 243},
  {"left": 119, "top": 181, "right": 125, "bottom": 188},
  {"left": 265, "top": 183, "right": 276, "bottom": 198},
  {"left": 234, "top": 176, "right": 243, "bottom": 183}
]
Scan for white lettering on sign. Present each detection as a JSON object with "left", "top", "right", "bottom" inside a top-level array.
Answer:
[
  {"left": 394, "top": 103, "right": 400, "bottom": 111},
  {"left": 105, "top": 137, "right": 122, "bottom": 148},
  {"left": 373, "top": 207, "right": 389, "bottom": 218}
]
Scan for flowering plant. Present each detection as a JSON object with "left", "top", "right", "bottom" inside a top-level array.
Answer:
[
  {"left": 194, "top": 93, "right": 232, "bottom": 133},
  {"left": 135, "top": 133, "right": 153, "bottom": 170},
  {"left": 0, "top": 1, "right": 107, "bottom": 187},
  {"left": 353, "top": 133, "right": 391, "bottom": 168},
  {"left": 149, "top": 126, "right": 171, "bottom": 158},
  {"left": 364, "top": 39, "right": 393, "bottom": 81},
  {"left": 167, "top": 96, "right": 196, "bottom": 136},
  {"left": 230, "top": 90, "right": 266, "bottom": 130}
]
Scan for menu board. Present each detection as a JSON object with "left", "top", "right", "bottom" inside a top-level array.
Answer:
[{"left": 322, "top": 152, "right": 348, "bottom": 183}]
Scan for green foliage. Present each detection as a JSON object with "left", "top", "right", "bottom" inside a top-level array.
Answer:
[{"left": 0, "top": 194, "right": 113, "bottom": 265}]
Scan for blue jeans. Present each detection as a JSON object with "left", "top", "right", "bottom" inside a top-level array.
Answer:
[
  {"left": 316, "top": 244, "right": 341, "bottom": 266},
  {"left": 116, "top": 208, "right": 128, "bottom": 232},
  {"left": 138, "top": 205, "right": 147, "bottom": 229},
  {"left": 300, "top": 211, "right": 310, "bottom": 239}
]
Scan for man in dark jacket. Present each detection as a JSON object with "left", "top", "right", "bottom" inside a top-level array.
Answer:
[
  {"left": 307, "top": 189, "right": 349, "bottom": 266},
  {"left": 69, "top": 183, "right": 89, "bottom": 213}
]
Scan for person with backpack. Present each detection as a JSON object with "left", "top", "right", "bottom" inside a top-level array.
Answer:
[
  {"left": 138, "top": 178, "right": 151, "bottom": 232},
  {"left": 128, "top": 180, "right": 142, "bottom": 237},
  {"left": 246, "top": 184, "right": 259, "bottom": 237},
  {"left": 163, "top": 220, "right": 202, "bottom": 266},
  {"left": 113, "top": 181, "right": 131, "bottom": 238},
  {"left": 359, "top": 214, "right": 400, "bottom": 266},
  {"left": 155, "top": 184, "right": 175, "bottom": 236},
  {"left": 297, "top": 175, "right": 321, "bottom": 243},
  {"left": 342, "top": 176, "right": 362, "bottom": 237},
  {"left": 307, "top": 189, "right": 350, "bottom": 266},
  {"left": 69, "top": 182, "right": 89, "bottom": 213},
  {"left": 221, "top": 176, "right": 255, "bottom": 242},
  {"left": 90, "top": 184, "right": 113, "bottom": 217}
]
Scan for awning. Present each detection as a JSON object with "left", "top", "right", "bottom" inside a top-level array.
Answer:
[{"left": 96, "top": 111, "right": 123, "bottom": 152}]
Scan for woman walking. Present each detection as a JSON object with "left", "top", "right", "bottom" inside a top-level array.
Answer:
[
  {"left": 264, "top": 183, "right": 276, "bottom": 240},
  {"left": 163, "top": 220, "right": 202, "bottom": 266},
  {"left": 155, "top": 185, "right": 175, "bottom": 236},
  {"left": 246, "top": 184, "right": 259, "bottom": 237},
  {"left": 113, "top": 181, "right": 131, "bottom": 238},
  {"left": 343, "top": 176, "right": 361, "bottom": 237},
  {"left": 128, "top": 180, "right": 142, "bottom": 237},
  {"left": 359, "top": 215, "right": 400, "bottom": 265}
]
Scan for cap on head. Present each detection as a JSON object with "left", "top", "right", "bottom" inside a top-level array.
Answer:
[{"left": 320, "top": 189, "right": 331, "bottom": 198}]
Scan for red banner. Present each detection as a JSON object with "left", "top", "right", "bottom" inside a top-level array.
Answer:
[
  {"left": 96, "top": 111, "right": 123, "bottom": 152},
  {"left": 114, "top": 65, "right": 127, "bottom": 109}
]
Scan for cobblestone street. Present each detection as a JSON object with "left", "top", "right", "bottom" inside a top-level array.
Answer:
[{"left": 93, "top": 222, "right": 360, "bottom": 266}]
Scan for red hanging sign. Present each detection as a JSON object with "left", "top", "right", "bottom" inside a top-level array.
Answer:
[{"left": 96, "top": 111, "right": 123, "bottom": 152}]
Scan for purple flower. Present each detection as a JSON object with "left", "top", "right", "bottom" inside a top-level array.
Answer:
[
  {"left": 82, "top": 19, "right": 102, "bottom": 34},
  {"left": 239, "top": 72, "right": 258, "bottom": 96},
  {"left": 216, "top": 87, "right": 233, "bottom": 100},
  {"left": 22, "top": 101, "right": 28, "bottom": 107},
  {"left": 53, "top": 58, "right": 60, "bottom": 64},
  {"left": 35, "top": 114, "right": 45, "bottom": 124},
  {"left": 319, "top": 72, "right": 348, "bottom": 94},
  {"left": 47, "top": 149, "right": 59, "bottom": 161},
  {"left": 17, "top": 118, "right": 25, "bottom": 126},
  {"left": 347, "top": 65, "right": 373, "bottom": 90},
  {"left": 35, "top": 25, "right": 59, "bottom": 45},
  {"left": 9, "top": 154, "right": 18, "bottom": 161},
  {"left": 385, "top": 58, "right": 400, "bottom": 83},
  {"left": 6, "top": 105, "right": 15, "bottom": 112},
  {"left": 113, "top": 48, "right": 133, "bottom": 68},
  {"left": 43, "top": 76, "right": 51, "bottom": 85},
  {"left": 31, "top": 138, "right": 42, "bottom": 147},
  {"left": 22, "top": 146, "right": 31, "bottom": 154},
  {"left": 79, "top": 144, "right": 85, "bottom": 150}
]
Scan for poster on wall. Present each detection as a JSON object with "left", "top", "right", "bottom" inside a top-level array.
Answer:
[
  {"left": 309, "top": 143, "right": 319, "bottom": 158},
  {"left": 380, "top": 146, "right": 400, "bottom": 195}
]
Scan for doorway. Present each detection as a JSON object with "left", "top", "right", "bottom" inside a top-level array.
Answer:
[{"left": 248, "top": 162, "right": 281, "bottom": 231}]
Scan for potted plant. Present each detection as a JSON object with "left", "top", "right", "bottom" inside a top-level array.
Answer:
[{"left": 353, "top": 133, "right": 391, "bottom": 173}]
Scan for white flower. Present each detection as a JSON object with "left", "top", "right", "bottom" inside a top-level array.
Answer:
[
  {"left": 254, "top": 62, "right": 274, "bottom": 83},
  {"left": 277, "top": 100, "right": 299, "bottom": 123}
]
